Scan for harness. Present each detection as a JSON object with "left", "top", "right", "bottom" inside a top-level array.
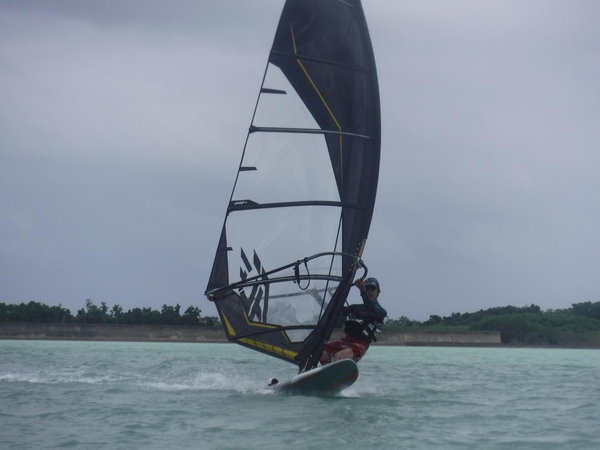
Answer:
[
  {"left": 343, "top": 312, "right": 383, "bottom": 343},
  {"left": 360, "top": 320, "right": 383, "bottom": 343},
  {"left": 343, "top": 295, "right": 386, "bottom": 343}
]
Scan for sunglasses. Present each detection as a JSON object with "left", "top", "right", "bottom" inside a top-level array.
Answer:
[{"left": 365, "top": 285, "right": 378, "bottom": 291}]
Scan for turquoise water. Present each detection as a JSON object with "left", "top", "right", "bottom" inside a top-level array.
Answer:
[{"left": 1, "top": 341, "right": 598, "bottom": 449}]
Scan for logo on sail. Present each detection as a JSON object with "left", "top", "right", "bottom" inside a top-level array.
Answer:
[{"left": 239, "top": 248, "right": 270, "bottom": 323}]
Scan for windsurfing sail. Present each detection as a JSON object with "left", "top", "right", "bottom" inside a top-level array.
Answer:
[{"left": 205, "top": 0, "right": 380, "bottom": 371}]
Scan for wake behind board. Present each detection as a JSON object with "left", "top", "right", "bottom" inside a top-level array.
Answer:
[{"left": 271, "top": 359, "right": 358, "bottom": 395}]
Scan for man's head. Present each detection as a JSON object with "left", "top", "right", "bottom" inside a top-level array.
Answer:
[{"left": 364, "top": 277, "right": 381, "bottom": 296}]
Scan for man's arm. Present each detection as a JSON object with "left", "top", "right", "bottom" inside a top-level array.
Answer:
[{"left": 352, "top": 279, "right": 387, "bottom": 322}]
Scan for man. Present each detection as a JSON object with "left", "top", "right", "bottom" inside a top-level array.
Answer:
[{"left": 320, "top": 277, "right": 387, "bottom": 365}]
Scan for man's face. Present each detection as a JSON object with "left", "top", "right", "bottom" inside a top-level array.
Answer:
[{"left": 365, "top": 285, "right": 379, "bottom": 300}]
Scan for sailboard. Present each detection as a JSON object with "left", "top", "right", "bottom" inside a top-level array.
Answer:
[
  {"left": 205, "top": 0, "right": 380, "bottom": 376},
  {"left": 270, "top": 359, "right": 358, "bottom": 395}
]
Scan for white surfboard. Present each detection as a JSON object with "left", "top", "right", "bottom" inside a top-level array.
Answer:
[{"left": 270, "top": 359, "right": 358, "bottom": 395}]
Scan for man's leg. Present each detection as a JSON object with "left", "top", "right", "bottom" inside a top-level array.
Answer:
[{"left": 331, "top": 347, "right": 354, "bottom": 362}]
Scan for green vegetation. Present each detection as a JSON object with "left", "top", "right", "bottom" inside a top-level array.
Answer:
[
  {"left": 0, "top": 300, "right": 220, "bottom": 327},
  {"left": 383, "top": 302, "right": 600, "bottom": 346},
  {"left": 2, "top": 299, "right": 599, "bottom": 346}
]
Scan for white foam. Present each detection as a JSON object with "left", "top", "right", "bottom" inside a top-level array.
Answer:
[
  {"left": 0, "top": 372, "right": 44, "bottom": 383},
  {"left": 339, "top": 378, "right": 379, "bottom": 397},
  {"left": 0, "top": 368, "right": 125, "bottom": 386},
  {"left": 138, "top": 370, "right": 274, "bottom": 395}
]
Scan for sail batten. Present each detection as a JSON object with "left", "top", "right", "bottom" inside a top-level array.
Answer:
[
  {"left": 270, "top": 50, "right": 369, "bottom": 73},
  {"left": 249, "top": 125, "right": 371, "bottom": 140},
  {"left": 206, "top": 0, "right": 380, "bottom": 371},
  {"left": 227, "top": 199, "right": 364, "bottom": 213},
  {"left": 230, "top": 324, "right": 318, "bottom": 340},
  {"left": 260, "top": 87, "right": 287, "bottom": 94}
]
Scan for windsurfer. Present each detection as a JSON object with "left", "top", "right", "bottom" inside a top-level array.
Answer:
[{"left": 319, "top": 277, "right": 387, "bottom": 365}]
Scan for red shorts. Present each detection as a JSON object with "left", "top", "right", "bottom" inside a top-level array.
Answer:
[{"left": 323, "top": 336, "right": 370, "bottom": 362}]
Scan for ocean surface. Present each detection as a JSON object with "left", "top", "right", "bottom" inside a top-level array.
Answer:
[{"left": 1, "top": 340, "right": 598, "bottom": 450}]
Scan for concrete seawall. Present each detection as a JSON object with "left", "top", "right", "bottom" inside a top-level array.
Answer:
[
  {"left": 0, "top": 323, "right": 226, "bottom": 342},
  {"left": 0, "top": 323, "right": 501, "bottom": 346},
  {"left": 375, "top": 330, "right": 501, "bottom": 346}
]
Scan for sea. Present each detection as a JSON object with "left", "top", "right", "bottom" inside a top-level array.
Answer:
[{"left": 1, "top": 340, "right": 598, "bottom": 450}]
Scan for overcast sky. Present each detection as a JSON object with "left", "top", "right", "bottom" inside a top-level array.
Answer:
[{"left": 1, "top": 0, "right": 599, "bottom": 320}]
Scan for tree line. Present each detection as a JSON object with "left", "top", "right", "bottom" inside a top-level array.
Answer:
[
  {"left": 383, "top": 301, "right": 600, "bottom": 346},
  {"left": 0, "top": 300, "right": 219, "bottom": 327},
  {"left": 3, "top": 299, "right": 599, "bottom": 346}
]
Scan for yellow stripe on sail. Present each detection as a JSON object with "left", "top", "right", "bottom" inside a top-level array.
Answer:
[
  {"left": 239, "top": 337, "right": 298, "bottom": 360},
  {"left": 289, "top": 23, "right": 345, "bottom": 186},
  {"left": 241, "top": 305, "right": 278, "bottom": 329},
  {"left": 222, "top": 313, "right": 236, "bottom": 337}
]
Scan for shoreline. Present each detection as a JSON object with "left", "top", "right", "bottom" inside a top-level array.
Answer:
[
  {"left": 1, "top": 322, "right": 499, "bottom": 345},
  {"left": 1, "top": 322, "right": 598, "bottom": 348}
]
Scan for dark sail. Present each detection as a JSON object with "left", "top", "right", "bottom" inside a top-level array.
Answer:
[{"left": 206, "top": 0, "right": 380, "bottom": 371}]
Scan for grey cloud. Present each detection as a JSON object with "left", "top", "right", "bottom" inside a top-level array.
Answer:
[{"left": 1, "top": 1, "right": 599, "bottom": 319}]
